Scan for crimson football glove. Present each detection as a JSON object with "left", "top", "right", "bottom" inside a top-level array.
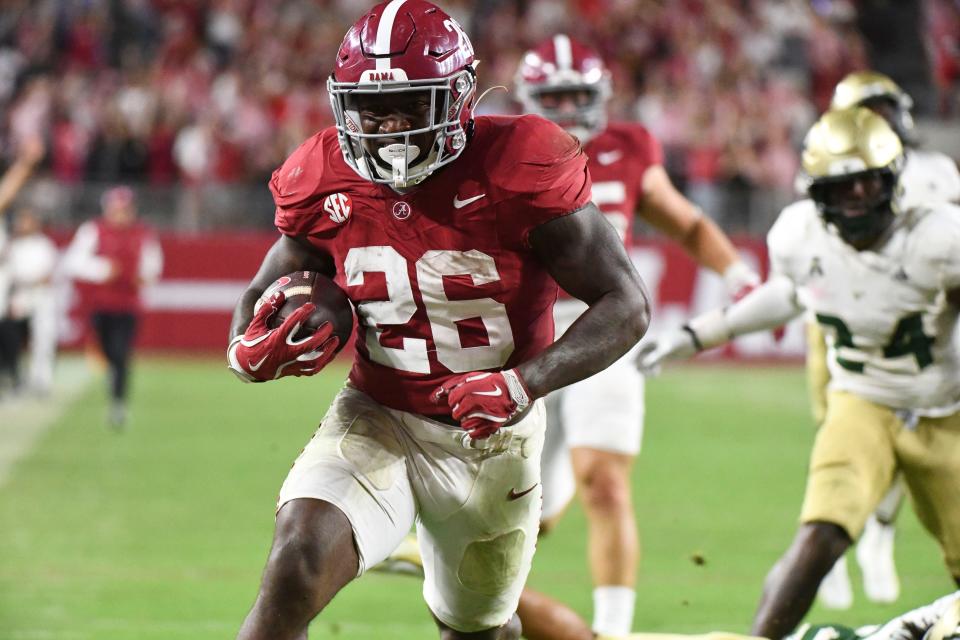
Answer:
[
  {"left": 432, "top": 369, "right": 532, "bottom": 440},
  {"left": 227, "top": 291, "right": 340, "bottom": 383}
]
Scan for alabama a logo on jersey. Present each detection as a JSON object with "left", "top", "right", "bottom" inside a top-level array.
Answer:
[{"left": 323, "top": 193, "right": 352, "bottom": 224}]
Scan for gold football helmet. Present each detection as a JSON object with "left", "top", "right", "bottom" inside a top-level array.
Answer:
[
  {"left": 830, "top": 70, "right": 915, "bottom": 144},
  {"left": 801, "top": 107, "right": 904, "bottom": 248}
]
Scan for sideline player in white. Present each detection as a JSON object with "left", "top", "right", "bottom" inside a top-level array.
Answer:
[
  {"left": 0, "top": 136, "right": 44, "bottom": 397},
  {"left": 637, "top": 107, "right": 960, "bottom": 639},
  {"left": 7, "top": 207, "right": 59, "bottom": 395},
  {"left": 809, "top": 71, "right": 960, "bottom": 610},
  {"left": 511, "top": 35, "right": 759, "bottom": 639}
]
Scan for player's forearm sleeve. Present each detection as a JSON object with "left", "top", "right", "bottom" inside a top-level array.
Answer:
[{"left": 688, "top": 275, "right": 802, "bottom": 350}]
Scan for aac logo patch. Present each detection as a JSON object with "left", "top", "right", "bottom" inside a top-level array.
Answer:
[{"left": 323, "top": 193, "right": 352, "bottom": 224}]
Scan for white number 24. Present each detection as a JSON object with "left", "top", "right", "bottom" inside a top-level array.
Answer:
[{"left": 343, "top": 247, "right": 515, "bottom": 373}]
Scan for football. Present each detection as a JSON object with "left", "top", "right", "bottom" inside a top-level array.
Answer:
[{"left": 255, "top": 271, "right": 354, "bottom": 352}]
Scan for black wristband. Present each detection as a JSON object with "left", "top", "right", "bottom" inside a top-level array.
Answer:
[{"left": 682, "top": 325, "right": 703, "bottom": 351}]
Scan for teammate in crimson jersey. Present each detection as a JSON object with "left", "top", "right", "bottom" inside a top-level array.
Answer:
[
  {"left": 62, "top": 186, "right": 163, "bottom": 428},
  {"left": 226, "top": 3, "right": 650, "bottom": 639},
  {"left": 510, "top": 35, "right": 760, "bottom": 639}
]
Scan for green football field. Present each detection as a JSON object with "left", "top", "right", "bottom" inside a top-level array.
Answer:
[{"left": 0, "top": 358, "right": 953, "bottom": 639}]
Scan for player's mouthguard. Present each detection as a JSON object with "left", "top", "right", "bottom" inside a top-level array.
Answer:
[{"left": 378, "top": 143, "right": 420, "bottom": 187}]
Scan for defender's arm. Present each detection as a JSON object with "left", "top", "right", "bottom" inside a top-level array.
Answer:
[{"left": 636, "top": 275, "right": 803, "bottom": 373}]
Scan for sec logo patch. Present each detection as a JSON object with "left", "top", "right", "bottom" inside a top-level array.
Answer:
[{"left": 323, "top": 193, "right": 352, "bottom": 224}]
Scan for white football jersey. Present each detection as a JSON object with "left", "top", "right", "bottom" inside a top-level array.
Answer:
[
  {"left": 900, "top": 149, "right": 960, "bottom": 209},
  {"left": 8, "top": 233, "right": 58, "bottom": 319},
  {"left": 768, "top": 200, "right": 960, "bottom": 415}
]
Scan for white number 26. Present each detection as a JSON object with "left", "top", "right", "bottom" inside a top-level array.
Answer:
[{"left": 344, "top": 247, "right": 515, "bottom": 373}]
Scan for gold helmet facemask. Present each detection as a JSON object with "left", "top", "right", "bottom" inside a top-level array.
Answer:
[
  {"left": 830, "top": 71, "right": 916, "bottom": 145},
  {"left": 801, "top": 107, "right": 904, "bottom": 248}
]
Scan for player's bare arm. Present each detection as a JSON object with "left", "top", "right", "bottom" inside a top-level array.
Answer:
[
  {"left": 229, "top": 234, "right": 335, "bottom": 340},
  {"left": 0, "top": 135, "right": 44, "bottom": 216},
  {"left": 520, "top": 201, "right": 651, "bottom": 398},
  {"left": 639, "top": 165, "right": 756, "bottom": 292}
]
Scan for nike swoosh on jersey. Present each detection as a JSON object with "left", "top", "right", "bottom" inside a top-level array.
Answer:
[
  {"left": 507, "top": 483, "right": 538, "bottom": 501},
  {"left": 247, "top": 355, "right": 269, "bottom": 371},
  {"left": 596, "top": 150, "right": 623, "bottom": 165},
  {"left": 453, "top": 193, "right": 487, "bottom": 209}
]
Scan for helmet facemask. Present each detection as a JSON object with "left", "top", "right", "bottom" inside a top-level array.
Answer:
[
  {"left": 514, "top": 34, "right": 611, "bottom": 143},
  {"left": 523, "top": 84, "right": 608, "bottom": 142},
  {"left": 808, "top": 166, "right": 902, "bottom": 249},
  {"left": 328, "top": 67, "right": 477, "bottom": 189},
  {"left": 801, "top": 106, "right": 905, "bottom": 250}
]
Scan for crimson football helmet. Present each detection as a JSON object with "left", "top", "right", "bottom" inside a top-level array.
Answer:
[
  {"left": 328, "top": 0, "right": 477, "bottom": 189},
  {"left": 515, "top": 34, "right": 611, "bottom": 141}
]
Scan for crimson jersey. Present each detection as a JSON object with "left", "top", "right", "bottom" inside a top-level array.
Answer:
[
  {"left": 583, "top": 122, "right": 663, "bottom": 247},
  {"left": 86, "top": 220, "right": 155, "bottom": 313},
  {"left": 271, "top": 115, "right": 592, "bottom": 415}
]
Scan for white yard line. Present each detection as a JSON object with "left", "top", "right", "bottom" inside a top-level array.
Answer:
[{"left": 0, "top": 357, "right": 92, "bottom": 487}]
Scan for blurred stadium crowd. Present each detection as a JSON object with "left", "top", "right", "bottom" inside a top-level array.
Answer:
[{"left": 1, "top": 0, "right": 958, "bottom": 232}]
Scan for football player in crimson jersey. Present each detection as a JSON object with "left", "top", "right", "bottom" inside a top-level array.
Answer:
[
  {"left": 226, "top": 3, "right": 650, "bottom": 639},
  {"left": 503, "top": 35, "right": 759, "bottom": 639}
]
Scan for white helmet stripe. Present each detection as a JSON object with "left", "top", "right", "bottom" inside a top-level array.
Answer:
[
  {"left": 375, "top": 0, "right": 408, "bottom": 70},
  {"left": 553, "top": 34, "right": 573, "bottom": 71}
]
